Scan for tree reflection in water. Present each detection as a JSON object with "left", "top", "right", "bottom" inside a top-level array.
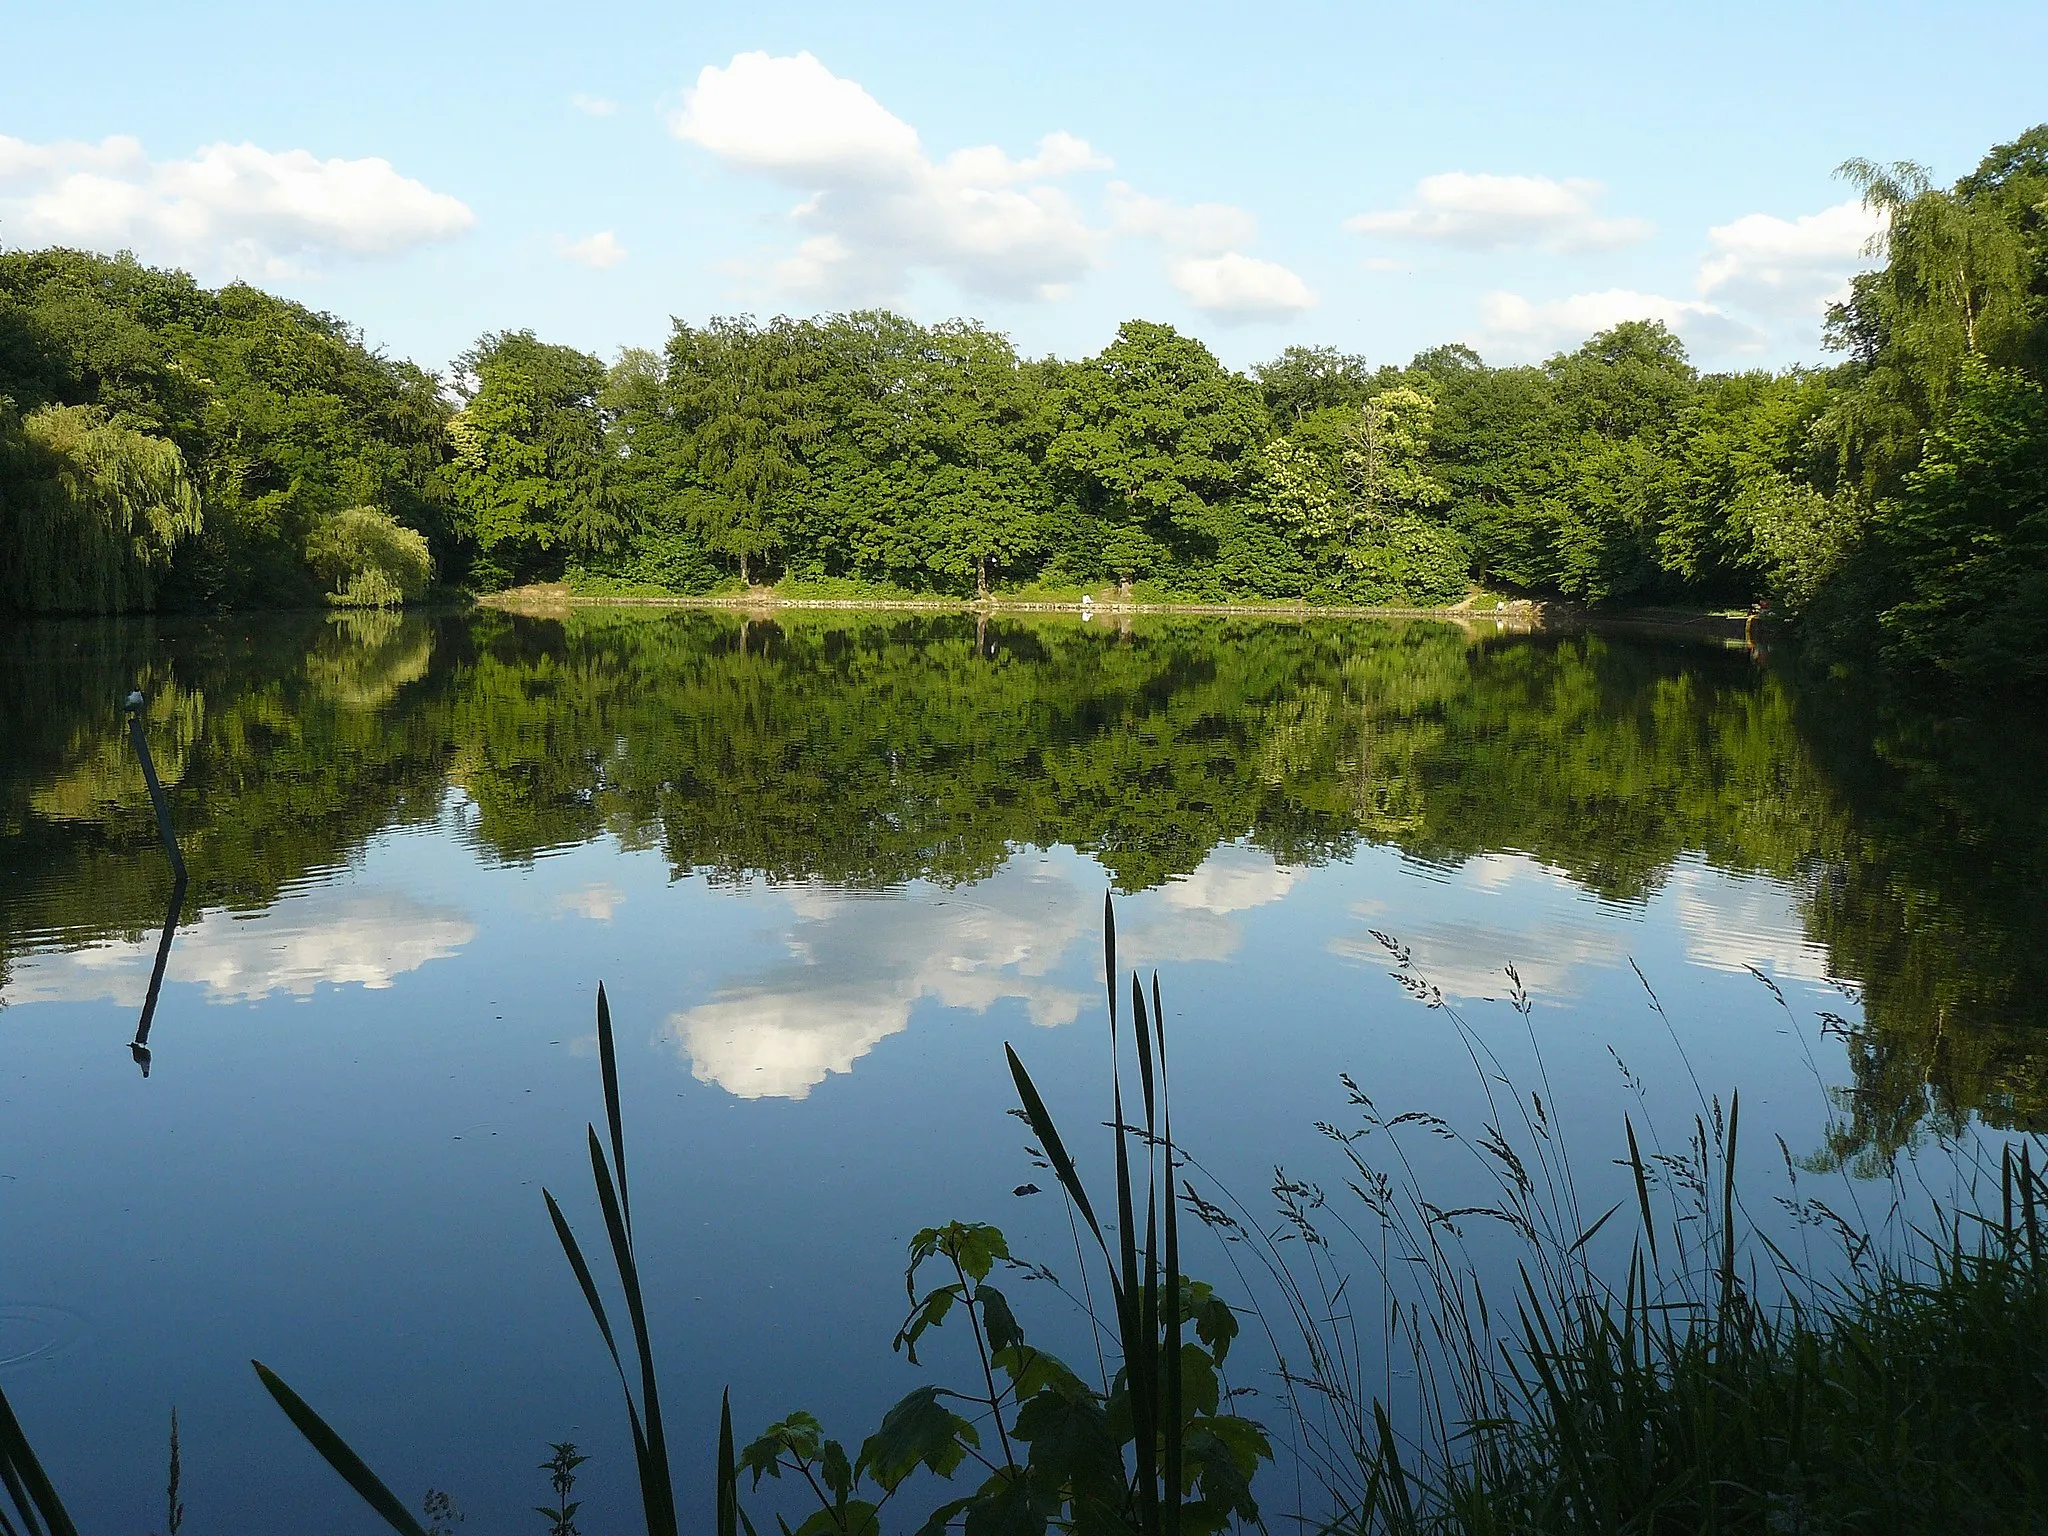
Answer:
[{"left": 1, "top": 606, "right": 2041, "bottom": 1158}]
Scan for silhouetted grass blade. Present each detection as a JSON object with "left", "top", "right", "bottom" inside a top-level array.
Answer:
[
  {"left": 1005, "top": 1044, "right": 1112, "bottom": 1278},
  {"left": 597, "top": 982, "right": 630, "bottom": 1232},
  {"left": 0, "top": 1376, "right": 79, "bottom": 1536},
  {"left": 1103, "top": 890, "right": 1117, "bottom": 1031},
  {"left": 1154, "top": 969, "right": 1183, "bottom": 1533},
  {"left": 543, "top": 1187, "right": 654, "bottom": 1469},
  {"left": 584, "top": 1123, "right": 678, "bottom": 1535},
  {"left": 250, "top": 1362, "right": 428, "bottom": 1536},
  {"left": 1129, "top": 973, "right": 1159, "bottom": 1533},
  {"left": 718, "top": 1388, "right": 739, "bottom": 1536}
]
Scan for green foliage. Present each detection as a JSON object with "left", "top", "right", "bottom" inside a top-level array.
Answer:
[
  {"left": 0, "top": 400, "right": 201, "bottom": 612},
  {"left": 1803, "top": 127, "right": 2048, "bottom": 680},
  {"left": 6, "top": 124, "right": 2048, "bottom": 677},
  {"left": 8, "top": 609, "right": 2045, "bottom": 1151},
  {"left": 306, "top": 505, "right": 434, "bottom": 607},
  {"left": 1254, "top": 344, "right": 1375, "bottom": 422},
  {"left": 448, "top": 331, "right": 629, "bottom": 586},
  {"left": 658, "top": 315, "right": 830, "bottom": 583},
  {"left": 1047, "top": 320, "right": 1271, "bottom": 585},
  {"left": 0, "top": 247, "right": 452, "bottom": 609},
  {"left": 1252, "top": 387, "right": 1470, "bottom": 604},
  {"left": 1870, "top": 360, "right": 2048, "bottom": 685},
  {"left": 735, "top": 914, "right": 1272, "bottom": 1536},
  {"left": 6, "top": 119, "right": 2048, "bottom": 654},
  {"left": 1322, "top": 1076, "right": 2048, "bottom": 1536}
]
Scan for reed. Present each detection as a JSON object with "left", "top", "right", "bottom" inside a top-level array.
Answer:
[{"left": 1188, "top": 939, "right": 2048, "bottom": 1536}]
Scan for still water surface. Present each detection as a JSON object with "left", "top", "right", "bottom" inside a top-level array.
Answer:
[{"left": 1, "top": 608, "right": 2041, "bottom": 1529}]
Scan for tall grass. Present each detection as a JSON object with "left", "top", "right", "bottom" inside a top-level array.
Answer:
[{"left": 1182, "top": 934, "right": 2048, "bottom": 1535}]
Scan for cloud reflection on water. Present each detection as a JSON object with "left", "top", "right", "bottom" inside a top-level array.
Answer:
[
  {"left": 10, "top": 887, "right": 475, "bottom": 1005},
  {"left": 668, "top": 842, "right": 1308, "bottom": 1100},
  {"left": 666, "top": 862, "right": 1089, "bottom": 1099}
]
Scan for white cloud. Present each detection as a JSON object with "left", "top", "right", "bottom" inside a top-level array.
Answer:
[
  {"left": 1697, "top": 199, "right": 1886, "bottom": 320},
  {"left": 670, "top": 50, "right": 1111, "bottom": 303},
  {"left": 1473, "top": 287, "right": 1766, "bottom": 362},
  {"left": 670, "top": 51, "right": 921, "bottom": 182},
  {"left": 0, "top": 134, "right": 474, "bottom": 279},
  {"left": 1107, "top": 181, "right": 1256, "bottom": 254},
  {"left": 1171, "top": 252, "right": 1317, "bottom": 323},
  {"left": 559, "top": 229, "right": 628, "bottom": 268},
  {"left": 10, "top": 888, "right": 475, "bottom": 1006},
  {"left": 570, "top": 93, "right": 619, "bottom": 117},
  {"left": 1104, "top": 182, "right": 1309, "bottom": 323},
  {"left": 1347, "top": 173, "right": 1652, "bottom": 253},
  {"left": 665, "top": 864, "right": 1089, "bottom": 1100},
  {"left": 1119, "top": 845, "right": 1303, "bottom": 967}
]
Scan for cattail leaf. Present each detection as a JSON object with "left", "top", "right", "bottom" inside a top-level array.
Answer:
[{"left": 249, "top": 1362, "right": 429, "bottom": 1536}]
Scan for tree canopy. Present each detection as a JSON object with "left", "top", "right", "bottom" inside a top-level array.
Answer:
[{"left": 6, "top": 121, "right": 2048, "bottom": 690}]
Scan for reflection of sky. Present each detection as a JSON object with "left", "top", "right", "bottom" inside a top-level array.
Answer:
[
  {"left": 9, "top": 887, "right": 475, "bottom": 1005},
  {"left": 1666, "top": 859, "right": 1834, "bottom": 983},
  {"left": 664, "top": 842, "right": 1309, "bottom": 1099},
  {"left": 1328, "top": 851, "right": 1835, "bottom": 1003},
  {"left": 667, "top": 862, "right": 1088, "bottom": 1099},
  {"left": 0, "top": 804, "right": 1935, "bottom": 1535}
]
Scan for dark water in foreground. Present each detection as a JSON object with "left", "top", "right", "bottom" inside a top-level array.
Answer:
[{"left": 1, "top": 607, "right": 2042, "bottom": 1529}]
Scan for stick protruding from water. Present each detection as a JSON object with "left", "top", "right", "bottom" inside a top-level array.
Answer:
[{"left": 125, "top": 690, "right": 187, "bottom": 884}]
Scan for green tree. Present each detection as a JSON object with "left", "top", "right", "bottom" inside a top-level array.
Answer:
[
  {"left": 663, "top": 316, "right": 829, "bottom": 584},
  {"left": 0, "top": 248, "right": 451, "bottom": 606},
  {"left": 1251, "top": 387, "right": 1467, "bottom": 604},
  {"left": 447, "top": 330, "right": 629, "bottom": 587},
  {"left": 1541, "top": 321, "right": 1700, "bottom": 601},
  {"left": 304, "top": 505, "right": 434, "bottom": 607},
  {"left": 1047, "top": 321, "right": 1269, "bottom": 589},
  {"left": 1873, "top": 360, "right": 2048, "bottom": 684},
  {"left": 0, "top": 401, "right": 202, "bottom": 612},
  {"left": 1253, "top": 344, "right": 1373, "bottom": 422}
]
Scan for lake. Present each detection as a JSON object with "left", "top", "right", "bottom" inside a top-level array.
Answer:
[{"left": 2, "top": 606, "right": 2042, "bottom": 1530}]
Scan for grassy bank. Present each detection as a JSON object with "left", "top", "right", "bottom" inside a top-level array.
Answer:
[{"left": 482, "top": 581, "right": 1764, "bottom": 646}]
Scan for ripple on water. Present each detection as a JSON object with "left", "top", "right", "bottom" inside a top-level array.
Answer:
[{"left": 0, "top": 1303, "right": 91, "bottom": 1375}]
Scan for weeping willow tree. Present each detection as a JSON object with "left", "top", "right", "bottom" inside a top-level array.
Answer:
[
  {"left": 0, "top": 402, "right": 203, "bottom": 613},
  {"left": 304, "top": 504, "right": 434, "bottom": 607}
]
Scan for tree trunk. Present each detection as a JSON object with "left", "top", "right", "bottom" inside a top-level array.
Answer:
[
  {"left": 740, "top": 549, "right": 750, "bottom": 586},
  {"left": 977, "top": 557, "right": 988, "bottom": 601}
]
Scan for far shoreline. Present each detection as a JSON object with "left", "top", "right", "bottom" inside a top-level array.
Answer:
[{"left": 478, "top": 583, "right": 1759, "bottom": 645}]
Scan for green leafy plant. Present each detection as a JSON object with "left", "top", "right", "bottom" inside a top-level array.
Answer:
[
  {"left": 727, "top": 894, "right": 1271, "bottom": 1536},
  {"left": 535, "top": 1442, "right": 587, "bottom": 1536}
]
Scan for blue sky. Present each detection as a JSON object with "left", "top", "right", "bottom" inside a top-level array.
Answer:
[{"left": 4, "top": 0, "right": 2043, "bottom": 377}]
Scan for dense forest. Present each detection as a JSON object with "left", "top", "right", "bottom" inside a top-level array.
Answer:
[{"left": 3, "top": 128, "right": 2045, "bottom": 687}]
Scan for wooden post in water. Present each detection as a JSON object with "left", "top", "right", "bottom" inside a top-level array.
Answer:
[
  {"left": 125, "top": 690, "right": 186, "bottom": 884},
  {"left": 125, "top": 689, "right": 188, "bottom": 1075}
]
